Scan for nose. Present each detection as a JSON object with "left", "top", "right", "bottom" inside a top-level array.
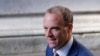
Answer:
[{"left": 46, "top": 29, "right": 53, "bottom": 37}]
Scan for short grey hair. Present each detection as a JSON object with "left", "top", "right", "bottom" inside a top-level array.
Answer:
[{"left": 46, "top": 6, "right": 73, "bottom": 26}]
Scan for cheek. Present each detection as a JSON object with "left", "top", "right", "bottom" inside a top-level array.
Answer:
[
  {"left": 59, "top": 30, "right": 67, "bottom": 40},
  {"left": 53, "top": 31, "right": 61, "bottom": 37}
]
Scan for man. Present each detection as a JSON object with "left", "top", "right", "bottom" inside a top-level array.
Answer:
[{"left": 43, "top": 6, "right": 93, "bottom": 56}]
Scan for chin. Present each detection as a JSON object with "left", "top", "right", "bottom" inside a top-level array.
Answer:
[{"left": 49, "top": 44, "right": 56, "bottom": 48}]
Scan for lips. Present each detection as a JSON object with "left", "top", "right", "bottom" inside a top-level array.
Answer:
[
  {"left": 49, "top": 38, "right": 56, "bottom": 41},
  {"left": 48, "top": 38, "right": 56, "bottom": 43}
]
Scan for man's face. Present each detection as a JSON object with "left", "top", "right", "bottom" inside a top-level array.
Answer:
[{"left": 43, "top": 12, "right": 71, "bottom": 49}]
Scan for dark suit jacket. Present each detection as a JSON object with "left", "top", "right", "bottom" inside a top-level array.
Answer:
[{"left": 46, "top": 38, "right": 94, "bottom": 56}]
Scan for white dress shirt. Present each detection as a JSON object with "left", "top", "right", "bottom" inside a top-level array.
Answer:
[{"left": 53, "top": 36, "right": 73, "bottom": 56}]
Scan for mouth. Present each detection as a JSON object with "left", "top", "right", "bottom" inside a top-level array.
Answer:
[
  {"left": 49, "top": 38, "right": 56, "bottom": 41},
  {"left": 48, "top": 38, "right": 57, "bottom": 43}
]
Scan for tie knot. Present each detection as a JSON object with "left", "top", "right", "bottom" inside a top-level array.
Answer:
[
  {"left": 54, "top": 52, "right": 59, "bottom": 56},
  {"left": 55, "top": 53, "right": 59, "bottom": 56},
  {"left": 53, "top": 49, "right": 59, "bottom": 56}
]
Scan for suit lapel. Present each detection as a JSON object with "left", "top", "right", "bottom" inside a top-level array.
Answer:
[
  {"left": 46, "top": 45, "right": 54, "bottom": 56},
  {"left": 67, "top": 39, "right": 79, "bottom": 56}
]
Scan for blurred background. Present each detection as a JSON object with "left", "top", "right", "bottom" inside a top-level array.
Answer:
[{"left": 0, "top": 0, "right": 100, "bottom": 56}]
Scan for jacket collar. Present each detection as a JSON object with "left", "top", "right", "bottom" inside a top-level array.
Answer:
[{"left": 67, "top": 38, "right": 79, "bottom": 56}]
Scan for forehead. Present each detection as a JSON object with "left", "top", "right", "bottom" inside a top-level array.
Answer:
[{"left": 44, "top": 12, "right": 63, "bottom": 23}]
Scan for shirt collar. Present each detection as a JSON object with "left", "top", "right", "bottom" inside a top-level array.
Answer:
[{"left": 53, "top": 36, "right": 73, "bottom": 56}]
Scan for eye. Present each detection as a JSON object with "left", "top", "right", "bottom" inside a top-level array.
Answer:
[
  {"left": 52, "top": 27, "right": 60, "bottom": 31},
  {"left": 44, "top": 27, "right": 48, "bottom": 30}
]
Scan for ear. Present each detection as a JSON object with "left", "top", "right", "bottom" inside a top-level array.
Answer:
[
  {"left": 68, "top": 23, "right": 73, "bottom": 31},
  {"left": 64, "top": 23, "right": 73, "bottom": 31}
]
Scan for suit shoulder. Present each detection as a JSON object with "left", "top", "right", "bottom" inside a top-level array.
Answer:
[{"left": 77, "top": 42, "right": 94, "bottom": 56}]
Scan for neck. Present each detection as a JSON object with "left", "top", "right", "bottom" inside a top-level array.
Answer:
[{"left": 55, "top": 32, "right": 72, "bottom": 50}]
